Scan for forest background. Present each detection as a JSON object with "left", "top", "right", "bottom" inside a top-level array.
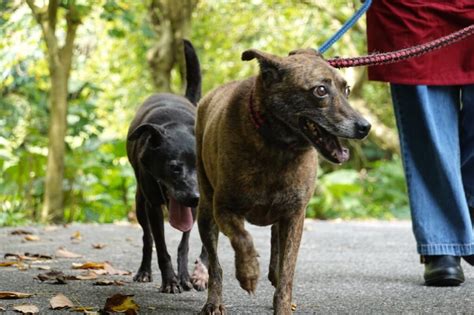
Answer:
[{"left": 0, "top": 0, "right": 409, "bottom": 225}]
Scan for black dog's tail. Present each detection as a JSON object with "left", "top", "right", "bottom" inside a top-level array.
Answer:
[{"left": 183, "top": 39, "right": 201, "bottom": 106}]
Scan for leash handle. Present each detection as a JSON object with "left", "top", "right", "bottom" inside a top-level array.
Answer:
[{"left": 319, "top": 0, "right": 372, "bottom": 54}]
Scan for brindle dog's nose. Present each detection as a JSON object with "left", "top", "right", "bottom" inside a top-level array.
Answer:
[{"left": 355, "top": 120, "right": 371, "bottom": 138}]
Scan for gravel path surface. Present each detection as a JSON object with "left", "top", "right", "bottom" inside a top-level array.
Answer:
[{"left": 0, "top": 220, "right": 473, "bottom": 314}]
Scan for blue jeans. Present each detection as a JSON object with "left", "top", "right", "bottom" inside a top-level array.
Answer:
[{"left": 391, "top": 84, "right": 474, "bottom": 256}]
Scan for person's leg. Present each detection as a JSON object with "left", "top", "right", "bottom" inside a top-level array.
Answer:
[
  {"left": 461, "top": 84, "right": 474, "bottom": 211},
  {"left": 391, "top": 84, "right": 474, "bottom": 256},
  {"left": 460, "top": 84, "right": 474, "bottom": 266}
]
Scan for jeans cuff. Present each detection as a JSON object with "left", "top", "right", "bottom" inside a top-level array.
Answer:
[{"left": 417, "top": 243, "right": 474, "bottom": 256}]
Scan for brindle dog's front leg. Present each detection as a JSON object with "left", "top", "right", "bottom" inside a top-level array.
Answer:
[
  {"left": 273, "top": 211, "right": 305, "bottom": 315},
  {"left": 215, "top": 207, "right": 260, "bottom": 294},
  {"left": 268, "top": 223, "right": 279, "bottom": 288}
]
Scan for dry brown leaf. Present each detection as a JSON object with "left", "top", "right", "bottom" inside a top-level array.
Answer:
[
  {"left": 10, "top": 230, "right": 33, "bottom": 235},
  {"left": 37, "top": 266, "right": 51, "bottom": 270},
  {"left": 50, "top": 293, "right": 74, "bottom": 310},
  {"left": 23, "top": 235, "right": 40, "bottom": 242},
  {"left": 36, "top": 270, "right": 70, "bottom": 284},
  {"left": 104, "top": 263, "right": 131, "bottom": 276},
  {"left": 0, "top": 261, "right": 18, "bottom": 267},
  {"left": 0, "top": 292, "right": 33, "bottom": 299},
  {"left": 91, "top": 243, "right": 106, "bottom": 249},
  {"left": 103, "top": 294, "right": 139, "bottom": 315},
  {"left": 13, "top": 304, "right": 39, "bottom": 314},
  {"left": 93, "top": 280, "right": 125, "bottom": 286},
  {"left": 72, "top": 262, "right": 105, "bottom": 270},
  {"left": 70, "top": 306, "right": 95, "bottom": 312},
  {"left": 70, "top": 231, "right": 82, "bottom": 241},
  {"left": 55, "top": 247, "right": 82, "bottom": 258},
  {"left": 75, "top": 271, "right": 98, "bottom": 280}
]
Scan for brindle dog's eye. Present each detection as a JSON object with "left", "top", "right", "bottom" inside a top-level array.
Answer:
[
  {"left": 344, "top": 86, "right": 351, "bottom": 97},
  {"left": 314, "top": 86, "right": 328, "bottom": 97}
]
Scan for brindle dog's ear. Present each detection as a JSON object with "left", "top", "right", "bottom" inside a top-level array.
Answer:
[
  {"left": 128, "top": 123, "right": 165, "bottom": 148},
  {"left": 242, "top": 49, "right": 284, "bottom": 88},
  {"left": 288, "top": 48, "right": 322, "bottom": 57}
]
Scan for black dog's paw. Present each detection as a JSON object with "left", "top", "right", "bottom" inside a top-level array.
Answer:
[
  {"left": 191, "top": 258, "right": 209, "bottom": 291},
  {"left": 160, "top": 277, "right": 182, "bottom": 294},
  {"left": 178, "top": 273, "right": 193, "bottom": 291},
  {"left": 133, "top": 269, "right": 152, "bottom": 282}
]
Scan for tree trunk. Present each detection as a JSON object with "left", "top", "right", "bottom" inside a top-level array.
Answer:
[
  {"left": 41, "top": 66, "right": 68, "bottom": 222},
  {"left": 27, "top": 0, "right": 80, "bottom": 222},
  {"left": 147, "top": 0, "right": 198, "bottom": 92}
]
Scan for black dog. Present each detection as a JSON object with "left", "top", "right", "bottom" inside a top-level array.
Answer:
[{"left": 126, "top": 40, "right": 208, "bottom": 293}]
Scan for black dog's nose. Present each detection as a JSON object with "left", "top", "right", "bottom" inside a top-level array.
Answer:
[
  {"left": 355, "top": 120, "right": 371, "bottom": 138},
  {"left": 188, "top": 195, "right": 199, "bottom": 207}
]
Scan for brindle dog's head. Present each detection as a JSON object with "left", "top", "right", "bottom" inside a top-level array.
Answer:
[{"left": 242, "top": 48, "right": 371, "bottom": 164}]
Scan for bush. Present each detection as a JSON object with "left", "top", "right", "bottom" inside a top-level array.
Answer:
[{"left": 307, "top": 157, "right": 410, "bottom": 220}]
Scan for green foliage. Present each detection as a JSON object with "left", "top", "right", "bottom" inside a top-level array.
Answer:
[
  {"left": 308, "top": 157, "right": 409, "bottom": 220},
  {"left": 0, "top": 0, "right": 403, "bottom": 225}
]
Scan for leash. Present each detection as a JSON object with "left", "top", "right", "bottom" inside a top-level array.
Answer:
[
  {"left": 319, "top": 0, "right": 372, "bottom": 54},
  {"left": 327, "top": 24, "right": 474, "bottom": 69}
]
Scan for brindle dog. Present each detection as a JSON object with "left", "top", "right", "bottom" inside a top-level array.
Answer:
[{"left": 195, "top": 48, "right": 370, "bottom": 314}]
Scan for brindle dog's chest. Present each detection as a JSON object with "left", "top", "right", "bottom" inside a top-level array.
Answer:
[{"left": 221, "top": 149, "right": 317, "bottom": 226}]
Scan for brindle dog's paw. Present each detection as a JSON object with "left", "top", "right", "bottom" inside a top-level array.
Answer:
[
  {"left": 160, "top": 278, "right": 182, "bottom": 294},
  {"left": 178, "top": 273, "right": 193, "bottom": 291},
  {"left": 200, "top": 303, "right": 227, "bottom": 315},
  {"left": 236, "top": 254, "right": 260, "bottom": 294},
  {"left": 133, "top": 270, "right": 152, "bottom": 282},
  {"left": 191, "top": 258, "right": 209, "bottom": 291},
  {"left": 268, "top": 268, "right": 278, "bottom": 288}
]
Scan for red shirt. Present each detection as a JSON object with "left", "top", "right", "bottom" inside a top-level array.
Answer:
[{"left": 367, "top": 1, "right": 474, "bottom": 85}]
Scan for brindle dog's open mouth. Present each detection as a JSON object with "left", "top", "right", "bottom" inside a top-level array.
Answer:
[{"left": 299, "top": 117, "right": 349, "bottom": 164}]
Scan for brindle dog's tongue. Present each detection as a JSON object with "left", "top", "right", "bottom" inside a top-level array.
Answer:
[{"left": 169, "top": 198, "right": 194, "bottom": 232}]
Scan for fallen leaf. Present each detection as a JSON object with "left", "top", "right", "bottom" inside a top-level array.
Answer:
[
  {"left": 0, "top": 261, "right": 18, "bottom": 267},
  {"left": 75, "top": 271, "right": 98, "bottom": 280},
  {"left": 91, "top": 243, "right": 106, "bottom": 249},
  {"left": 55, "top": 247, "right": 82, "bottom": 258},
  {"left": 36, "top": 270, "right": 69, "bottom": 284},
  {"left": 93, "top": 280, "right": 125, "bottom": 286},
  {"left": 50, "top": 293, "right": 74, "bottom": 310},
  {"left": 13, "top": 304, "right": 39, "bottom": 314},
  {"left": 70, "top": 231, "right": 82, "bottom": 241},
  {"left": 43, "top": 226, "right": 59, "bottom": 232},
  {"left": 0, "top": 292, "right": 33, "bottom": 299},
  {"left": 37, "top": 266, "right": 51, "bottom": 270},
  {"left": 23, "top": 235, "right": 40, "bottom": 242},
  {"left": 0, "top": 305, "right": 5, "bottom": 311},
  {"left": 10, "top": 230, "right": 33, "bottom": 235},
  {"left": 70, "top": 306, "right": 95, "bottom": 312},
  {"left": 291, "top": 303, "right": 297, "bottom": 311},
  {"left": 4, "top": 253, "right": 51, "bottom": 262},
  {"left": 104, "top": 263, "right": 131, "bottom": 276},
  {"left": 103, "top": 294, "right": 139, "bottom": 315},
  {"left": 72, "top": 262, "right": 105, "bottom": 270}
]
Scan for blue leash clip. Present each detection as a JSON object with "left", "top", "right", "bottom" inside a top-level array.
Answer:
[{"left": 319, "top": 0, "right": 372, "bottom": 54}]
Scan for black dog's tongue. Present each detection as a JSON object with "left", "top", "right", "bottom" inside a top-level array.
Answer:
[{"left": 169, "top": 198, "right": 194, "bottom": 232}]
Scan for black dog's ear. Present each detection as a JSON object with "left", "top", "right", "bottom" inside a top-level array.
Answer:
[
  {"left": 288, "top": 48, "right": 322, "bottom": 58},
  {"left": 242, "top": 49, "right": 284, "bottom": 88},
  {"left": 128, "top": 123, "right": 165, "bottom": 148}
]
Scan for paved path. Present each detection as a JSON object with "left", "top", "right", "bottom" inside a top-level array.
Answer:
[{"left": 0, "top": 220, "right": 473, "bottom": 314}]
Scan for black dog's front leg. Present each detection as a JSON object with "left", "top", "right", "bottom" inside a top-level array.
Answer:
[
  {"left": 177, "top": 230, "right": 193, "bottom": 290},
  {"left": 133, "top": 189, "right": 153, "bottom": 282},
  {"left": 147, "top": 203, "right": 182, "bottom": 293}
]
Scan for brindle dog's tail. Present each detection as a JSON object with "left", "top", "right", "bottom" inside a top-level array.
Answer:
[{"left": 183, "top": 39, "right": 201, "bottom": 106}]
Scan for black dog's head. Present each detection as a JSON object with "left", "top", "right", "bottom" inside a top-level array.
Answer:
[
  {"left": 128, "top": 123, "right": 199, "bottom": 207},
  {"left": 242, "top": 48, "right": 371, "bottom": 164}
]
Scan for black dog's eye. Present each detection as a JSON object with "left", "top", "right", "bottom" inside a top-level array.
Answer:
[
  {"left": 344, "top": 86, "right": 351, "bottom": 97},
  {"left": 314, "top": 85, "right": 328, "bottom": 97}
]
